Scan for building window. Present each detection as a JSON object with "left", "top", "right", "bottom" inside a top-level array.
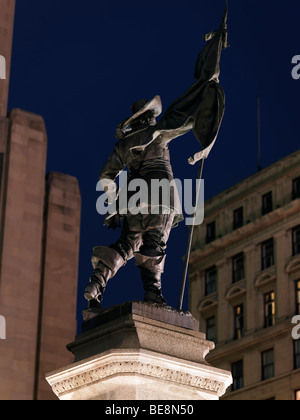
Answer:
[
  {"left": 294, "top": 340, "right": 300, "bottom": 370},
  {"left": 292, "top": 226, "right": 300, "bottom": 256},
  {"left": 234, "top": 304, "right": 245, "bottom": 340},
  {"left": 233, "top": 207, "right": 244, "bottom": 230},
  {"left": 232, "top": 253, "right": 245, "bottom": 283},
  {"left": 295, "top": 390, "right": 300, "bottom": 401},
  {"left": 264, "top": 292, "right": 276, "bottom": 328},
  {"left": 206, "top": 221, "right": 216, "bottom": 244},
  {"left": 262, "top": 349, "right": 275, "bottom": 381},
  {"left": 232, "top": 360, "right": 244, "bottom": 392},
  {"left": 261, "top": 239, "right": 275, "bottom": 270},
  {"left": 292, "top": 177, "right": 300, "bottom": 200},
  {"left": 296, "top": 281, "right": 300, "bottom": 315},
  {"left": 206, "top": 317, "right": 216, "bottom": 342},
  {"left": 262, "top": 192, "right": 273, "bottom": 216},
  {"left": 205, "top": 267, "right": 217, "bottom": 296}
]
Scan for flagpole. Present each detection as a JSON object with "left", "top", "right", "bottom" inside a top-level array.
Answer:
[
  {"left": 257, "top": 95, "right": 262, "bottom": 172},
  {"left": 177, "top": 0, "right": 228, "bottom": 311},
  {"left": 178, "top": 158, "right": 205, "bottom": 311}
]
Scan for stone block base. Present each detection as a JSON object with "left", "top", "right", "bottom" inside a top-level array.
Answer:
[{"left": 46, "top": 302, "right": 232, "bottom": 400}]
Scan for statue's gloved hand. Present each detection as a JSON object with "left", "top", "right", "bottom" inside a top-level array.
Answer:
[
  {"left": 104, "top": 213, "right": 121, "bottom": 230},
  {"left": 115, "top": 118, "right": 130, "bottom": 140}
]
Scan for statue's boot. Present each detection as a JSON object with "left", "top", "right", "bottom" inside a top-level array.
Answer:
[
  {"left": 135, "top": 253, "right": 167, "bottom": 306},
  {"left": 84, "top": 246, "right": 125, "bottom": 303}
]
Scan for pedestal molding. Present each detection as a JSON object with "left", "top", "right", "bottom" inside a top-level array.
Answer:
[
  {"left": 47, "top": 351, "right": 231, "bottom": 399},
  {"left": 46, "top": 303, "right": 232, "bottom": 400}
]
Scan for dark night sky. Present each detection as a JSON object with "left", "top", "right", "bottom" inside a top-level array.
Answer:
[{"left": 7, "top": 0, "right": 300, "bottom": 328}]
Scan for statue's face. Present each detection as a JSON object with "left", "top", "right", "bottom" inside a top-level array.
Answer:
[
  {"left": 132, "top": 110, "right": 156, "bottom": 129},
  {"left": 115, "top": 110, "right": 157, "bottom": 139}
]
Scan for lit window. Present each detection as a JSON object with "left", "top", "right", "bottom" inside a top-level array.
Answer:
[
  {"left": 234, "top": 304, "right": 245, "bottom": 340},
  {"left": 264, "top": 292, "right": 276, "bottom": 328}
]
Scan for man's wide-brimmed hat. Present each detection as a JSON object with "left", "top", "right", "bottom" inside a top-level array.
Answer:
[{"left": 122, "top": 95, "right": 162, "bottom": 130}]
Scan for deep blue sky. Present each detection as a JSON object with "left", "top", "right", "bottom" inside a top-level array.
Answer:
[{"left": 8, "top": 0, "right": 300, "bottom": 327}]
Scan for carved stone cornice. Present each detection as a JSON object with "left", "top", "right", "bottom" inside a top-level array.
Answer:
[
  {"left": 47, "top": 351, "right": 232, "bottom": 399},
  {"left": 198, "top": 298, "right": 218, "bottom": 314},
  {"left": 254, "top": 268, "right": 277, "bottom": 291},
  {"left": 285, "top": 256, "right": 300, "bottom": 274},
  {"left": 225, "top": 285, "right": 247, "bottom": 304}
]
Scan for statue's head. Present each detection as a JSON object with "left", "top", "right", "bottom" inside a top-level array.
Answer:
[
  {"left": 130, "top": 99, "right": 157, "bottom": 129},
  {"left": 115, "top": 96, "right": 162, "bottom": 139}
]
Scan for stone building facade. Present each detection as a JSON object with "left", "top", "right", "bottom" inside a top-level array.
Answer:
[
  {"left": 189, "top": 149, "right": 300, "bottom": 400},
  {"left": 0, "top": 0, "right": 81, "bottom": 400},
  {"left": 0, "top": 0, "right": 15, "bottom": 117},
  {"left": 0, "top": 110, "right": 81, "bottom": 401}
]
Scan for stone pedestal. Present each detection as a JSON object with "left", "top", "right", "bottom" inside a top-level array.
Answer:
[{"left": 46, "top": 302, "right": 232, "bottom": 400}]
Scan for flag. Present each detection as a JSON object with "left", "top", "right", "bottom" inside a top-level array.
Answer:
[{"left": 156, "top": 1, "right": 229, "bottom": 165}]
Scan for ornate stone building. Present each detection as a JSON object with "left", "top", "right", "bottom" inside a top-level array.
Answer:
[
  {"left": 189, "top": 149, "right": 300, "bottom": 400},
  {"left": 0, "top": 0, "right": 81, "bottom": 400}
]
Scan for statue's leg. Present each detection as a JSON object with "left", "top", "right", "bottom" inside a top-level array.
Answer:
[
  {"left": 84, "top": 246, "right": 125, "bottom": 302},
  {"left": 135, "top": 213, "right": 175, "bottom": 305},
  {"left": 109, "top": 216, "right": 143, "bottom": 262},
  {"left": 135, "top": 253, "right": 167, "bottom": 305},
  {"left": 84, "top": 217, "right": 142, "bottom": 303}
]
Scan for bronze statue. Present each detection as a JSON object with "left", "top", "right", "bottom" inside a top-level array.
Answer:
[{"left": 84, "top": 3, "right": 229, "bottom": 308}]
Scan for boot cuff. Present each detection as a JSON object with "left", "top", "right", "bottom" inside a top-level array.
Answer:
[
  {"left": 92, "top": 246, "right": 125, "bottom": 276},
  {"left": 134, "top": 252, "right": 166, "bottom": 272}
]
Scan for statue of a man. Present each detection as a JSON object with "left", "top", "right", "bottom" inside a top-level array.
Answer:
[{"left": 84, "top": 7, "right": 228, "bottom": 307}]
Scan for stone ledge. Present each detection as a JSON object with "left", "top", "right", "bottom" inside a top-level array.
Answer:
[
  {"left": 69, "top": 302, "right": 207, "bottom": 364},
  {"left": 46, "top": 350, "right": 232, "bottom": 401},
  {"left": 82, "top": 301, "right": 199, "bottom": 332}
]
